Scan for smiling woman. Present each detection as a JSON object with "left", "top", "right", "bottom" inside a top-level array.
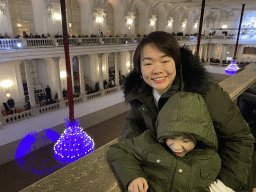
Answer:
[{"left": 110, "top": 31, "right": 256, "bottom": 192}]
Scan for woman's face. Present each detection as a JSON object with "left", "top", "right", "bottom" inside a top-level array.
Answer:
[{"left": 140, "top": 44, "right": 176, "bottom": 95}]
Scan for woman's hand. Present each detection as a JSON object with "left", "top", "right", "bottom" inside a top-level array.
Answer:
[
  {"left": 128, "top": 177, "right": 148, "bottom": 192},
  {"left": 209, "top": 179, "right": 235, "bottom": 192}
]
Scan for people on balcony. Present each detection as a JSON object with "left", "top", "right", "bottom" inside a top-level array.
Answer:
[
  {"left": 34, "top": 33, "right": 41, "bottom": 38},
  {"left": 28, "top": 33, "right": 34, "bottom": 38},
  {"left": 23, "top": 31, "right": 28, "bottom": 38},
  {"left": 7, "top": 97, "right": 15, "bottom": 111},
  {"left": 45, "top": 85, "right": 52, "bottom": 100}
]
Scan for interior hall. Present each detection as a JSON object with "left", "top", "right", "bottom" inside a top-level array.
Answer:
[{"left": 0, "top": 0, "right": 256, "bottom": 191}]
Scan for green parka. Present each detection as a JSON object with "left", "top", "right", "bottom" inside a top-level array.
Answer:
[
  {"left": 119, "top": 47, "right": 255, "bottom": 191},
  {"left": 109, "top": 92, "right": 222, "bottom": 191}
]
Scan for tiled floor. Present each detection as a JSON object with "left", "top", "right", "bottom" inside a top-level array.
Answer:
[{"left": 0, "top": 111, "right": 129, "bottom": 192}]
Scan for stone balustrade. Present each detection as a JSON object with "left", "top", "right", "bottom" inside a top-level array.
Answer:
[
  {"left": 0, "top": 86, "right": 122, "bottom": 128},
  {"left": 20, "top": 63, "right": 256, "bottom": 192},
  {"left": 0, "top": 35, "right": 239, "bottom": 50}
]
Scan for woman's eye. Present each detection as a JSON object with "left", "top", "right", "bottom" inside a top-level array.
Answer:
[
  {"left": 162, "top": 61, "right": 169, "bottom": 63},
  {"left": 144, "top": 63, "right": 151, "bottom": 66}
]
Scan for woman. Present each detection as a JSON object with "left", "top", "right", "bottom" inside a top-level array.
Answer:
[{"left": 120, "top": 31, "right": 255, "bottom": 191}]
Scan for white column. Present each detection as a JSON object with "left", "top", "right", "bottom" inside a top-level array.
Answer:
[
  {"left": 97, "top": 53, "right": 104, "bottom": 91},
  {"left": 52, "top": 57, "right": 63, "bottom": 100},
  {"left": 114, "top": 52, "right": 120, "bottom": 86},
  {"left": 129, "top": 51, "right": 134, "bottom": 72},
  {"left": 24, "top": 60, "right": 36, "bottom": 108},
  {"left": 203, "top": 44, "right": 208, "bottom": 62},
  {"left": 220, "top": 45, "right": 227, "bottom": 62},
  {"left": 14, "top": 62, "right": 25, "bottom": 106},
  {"left": 30, "top": 0, "right": 48, "bottom": 35},
  {"left": 102, "top": 53, "right": 109, "bottom": 81},
  {"left": 237, "top": 45, "right": 244, "bottom": 62},
  {"left": 78, "top": 55, "right": 86, "bottom": 95},
  {"left": 207, "top": 44, "right": 213, "bottom": 63}
]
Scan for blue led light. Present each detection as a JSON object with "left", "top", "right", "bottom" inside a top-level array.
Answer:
[
  {"left": 54, "top": 119, "right": 95, "bottom": 164},
  {"left": 17, "top": 43, "right": 22, "bottom": 48},
  {"left": 225, "top": 59, "right": 240, "bottom": 76}
]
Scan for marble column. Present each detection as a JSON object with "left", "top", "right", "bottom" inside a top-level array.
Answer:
[
  {"left": 207, "top": 44, "right": 213, "bottom": 63},
  {"left": 220, "top": 44, "right": 227, "bottom": 62},
  {"left": 203, "top": 44, "right": 208, "bottom": 62},
  {"left": 129, "top": 51, "right": 134, "bottom": 72},
  {"left": 78, "top": 55, "right": 86, "bottom": 95},
  {"left": 97, "top": 53, "right": 104, "bottom": 91},
  {"left": 52, "top": 57, "right": 63, "bottom": 100},
  {"left": 24, "top": 60, "right": 36, "bottom": 108},
  {"left": 237, "top": 45, "right": 244, "bottom": 62},
  {"left": 102, "top": 53, "right": 109, "bottom": 81},
  {"left": 14, "top": 62, "right": 26, "bottom": 106},
  {"left": 31, "top": 0, "right": 48, "bottom": 35},
  {"left": 114, "top": 52, "right": 120, "bottom": 86}
]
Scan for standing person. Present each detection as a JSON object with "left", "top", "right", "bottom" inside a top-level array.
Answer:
[
  {"left": 45, "top": 85, "right": 52, "bottom": 100},
  {"left": 109, "top": 92, "right": 222, "bottom": 192},
  {"left": 120, "top": 31, "right": 255, "bottom": 191},
  {"left": 7, "top": 97, "right": 15, "bottom": 110}
]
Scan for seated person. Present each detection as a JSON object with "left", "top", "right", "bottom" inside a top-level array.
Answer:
[{"left": 109, "top": 92, "right": 225, "bottom": 192}]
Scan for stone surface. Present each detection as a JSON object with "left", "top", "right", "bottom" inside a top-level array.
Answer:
[{"left": 20, "top": 138, "right": 122, "bottom": 192}]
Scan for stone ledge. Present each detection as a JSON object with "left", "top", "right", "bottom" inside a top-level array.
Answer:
[{"left": 20, "top": 138, "right": 123, "bottom": 192}]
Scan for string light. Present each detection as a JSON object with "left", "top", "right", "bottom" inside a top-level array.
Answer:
[
  {"left": 54, "top": 119, "right": 95, "bottom": 164},
  {"left": 225, "top": 59, "right": 240, "bottom": 76}
]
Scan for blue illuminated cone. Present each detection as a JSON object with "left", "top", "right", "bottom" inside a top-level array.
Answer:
[
  {"left": 54, "top": 119, "right": 95, "bottom": 164},
  {"left": 225, "top": 59, "right": 240, "bottom": 76}
]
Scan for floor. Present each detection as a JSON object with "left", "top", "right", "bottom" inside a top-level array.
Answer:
[{"left": 0, "top": 111, "right": 129, "bottom": 192}]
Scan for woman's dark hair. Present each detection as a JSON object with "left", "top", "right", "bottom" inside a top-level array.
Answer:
[{"left": 133, "top": 31, "right": 181, "bottom": 76}]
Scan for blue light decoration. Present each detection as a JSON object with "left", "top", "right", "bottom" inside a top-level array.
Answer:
[
  {"left": 15, "top": 129, "right": 63, "bottom": 176},
  {"left": 17, "top": 43, "right": 22, "bottom": 48},
  {"left": 54, "top": 118, "right": 95, "bottom": 164},
  {"left": 225, "top": 59, "right": 240, "bottom": 76}
]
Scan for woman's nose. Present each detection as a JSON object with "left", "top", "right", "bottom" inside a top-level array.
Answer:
[{"left": 152, "top": 62, "right": 163, "bottom": 74}]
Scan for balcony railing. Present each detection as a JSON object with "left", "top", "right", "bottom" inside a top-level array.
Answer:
[
  {"left": 0, "top": 35, "right": 240, "bottom": 50},
  {"left": 0, "top": 86, "right": 122, "bottom": 128}
]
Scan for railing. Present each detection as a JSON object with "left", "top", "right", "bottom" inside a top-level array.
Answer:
[
  {"left": 105, "top": 87, "right": 118, "bottom": 95},
  {"left": 39, "top": 103, "right": 60, "bottom": 114},
  {"left": 0, "top": 36, "right": 241, "bottom": 49},
  {"left": 0, "top": 86, "right": 122, "bottom": 127},
  {"left": 65, "top": 97, "right": 83, "bottom": 106},
  {"left": 87, "top": 92, "right": 102, "bottom": 100},
  {"left": 2, "top": 110, "right": 32, "bottom": 124}
]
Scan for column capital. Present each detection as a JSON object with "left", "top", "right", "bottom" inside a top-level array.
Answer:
[
  {"left": 129, "top": 50, "right": 134, "bottom": 54},
  {"left": 52, "top": 57, "right": 60, "bottom": 62},
  {"left": 78, "top": 55, "right": 87, "bottom": 60},
  {"left": 24, "top": 59, "right": 32, "bottom": 65},
  {"left": 97, "top": 53, "right": 104, "bottom": 58},
  {"left": 114, "top": 52, "right": 121, "bottom": 56}
]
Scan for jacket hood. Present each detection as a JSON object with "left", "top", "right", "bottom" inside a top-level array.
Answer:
[
  {"left": 157, "top": 92, "right": 218, "bottom": 150},
  {"left": 123, "top": 47, "right": 211, "bottom": 101}
]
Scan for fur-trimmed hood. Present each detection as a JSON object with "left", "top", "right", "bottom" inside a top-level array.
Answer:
[{"left": 123, "top": 47, "right": 211, "bottom": 101}]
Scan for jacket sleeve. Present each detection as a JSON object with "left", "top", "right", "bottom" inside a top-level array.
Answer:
[
  {"left": 204, "top": 82, "right": 255, "bottom": 191},
  {"left": 120, "top": 102, "right": 147, "bottom": 141},
  {"left": 108, "top": 137, "right": 148, "bottom": 189}
]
